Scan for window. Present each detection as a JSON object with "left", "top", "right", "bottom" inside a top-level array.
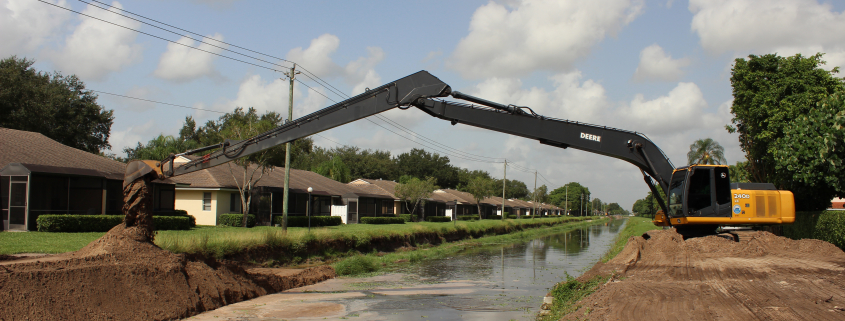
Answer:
[
  {"left": 230, "top": 193, "right": 241, "bottom": 212},
  {"left": 202, "top": 192, "right": 211, "bottom": 211},
  {"left": 667, "top": 170, "right": 686, "bottom": 217},
  {"left": 714, "top": 167, "right": 731, "bottom": 205},
  {"left": 687, "top": 168, "right": 713, "bottom": 214}
]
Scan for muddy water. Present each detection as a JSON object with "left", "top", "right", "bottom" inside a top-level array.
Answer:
[{"left": 187, "top": 219, "right": 626, "bottom": 321}]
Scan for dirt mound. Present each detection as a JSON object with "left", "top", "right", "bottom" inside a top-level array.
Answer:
[
  {"left": 568, "top": 229, "right": 845, "bottom": 320},
  {"left": 0, "top": 224, "right": 335, "bottom": 321}
]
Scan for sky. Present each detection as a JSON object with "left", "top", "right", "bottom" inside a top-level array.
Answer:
[{"left": 4, "top": 0, "right": 845, "bottom": 209}]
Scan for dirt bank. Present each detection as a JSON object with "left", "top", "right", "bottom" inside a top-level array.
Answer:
[
  {"left": 0, "top": 225, "right": 335, "bottom": 321},
  {"left": 564, "top": 229, "right": 845, "bottom": 320}
]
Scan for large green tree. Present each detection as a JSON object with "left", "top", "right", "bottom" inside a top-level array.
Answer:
[
  {"left": 495, "top": 178, "right": 530, "bottom": 200},
  {"left": 548, "top": 182, "right": 590, "bottom": 215},
  {"left": 687, "top": 138, "right": 727, "bottom": 165},
  {"left": 773, "top": 92, "right": 845, "bottom": 207},
  {"left": 394, "top": 176, "right": 438, "bottom": 218},
  {"left": 0, "top": 56, "right": 114, "bottom": 153},
  {"left": 395, "top": 148, "right": 460, "bottom": 188},
  {"left": 313, "top": 157, "right": 352, "bottom": 183},
  {"left": 729, "top": 53, "right": 845, "bottom": 209}
]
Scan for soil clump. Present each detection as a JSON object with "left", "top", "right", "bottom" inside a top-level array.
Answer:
[
  {"left": 0, "top": 224, "right": 335, "bottom": 320},
  {"left": 563, "top": 229, "right": 845, "bottom": 320}
]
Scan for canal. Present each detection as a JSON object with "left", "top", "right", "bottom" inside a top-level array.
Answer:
[{"left": 188, "top": 218, "right": 627, "bottom": 321}]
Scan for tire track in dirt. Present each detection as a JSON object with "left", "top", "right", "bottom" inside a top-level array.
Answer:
[{"left": 563, "top": 230, "right": 845, "bottom": 320}]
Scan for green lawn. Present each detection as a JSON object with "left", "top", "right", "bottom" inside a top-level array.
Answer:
[{"left": 0, "top": 216, "right": 589, "bottom": 256}]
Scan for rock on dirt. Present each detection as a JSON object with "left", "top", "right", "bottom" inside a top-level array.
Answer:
[
  {"left": 564, "top": 229, "right": 845, "bottom": 320},
  {"left": 0, "top": 224, "right": 335, "bottom": 321}
]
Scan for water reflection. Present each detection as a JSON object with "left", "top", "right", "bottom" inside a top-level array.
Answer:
[{"left": 375, "top": 218, "right": 628, "bottom": 320}]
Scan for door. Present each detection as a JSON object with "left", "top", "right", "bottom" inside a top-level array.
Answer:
[{"left": 8, "top": 176, "right": 29, "bottom": 231}]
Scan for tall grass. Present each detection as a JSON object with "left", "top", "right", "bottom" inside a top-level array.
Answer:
[{"left": 601, "top": 216, "right": 660, "bottom": 263}]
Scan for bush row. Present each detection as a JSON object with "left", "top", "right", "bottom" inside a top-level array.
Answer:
[
  {"left": 218, "top": 214, "right": 256, "bottom": 227},
  {"left": 272, "top": 215, "right": 342, "bottom": 227},
  {"left": 783, "top": 210, "right": 845, "bottom": 250},
  {"left": 360, "top": 217, "right": 406, "bottom": 224},
  {"left": 458, "top": 215, "right": 480, "bottom": 221},
  {"left": 397, "top": 214, "right": 416, "bottom": 222},
  {"left": 36, "top": 215, "right": 196, "bottom": 232},
  {"left": 425, "top": 216, "right": 452, "bottom": 222}
]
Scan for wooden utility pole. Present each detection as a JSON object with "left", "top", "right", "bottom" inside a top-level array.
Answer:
[
  {"left": 501, "top": 160, "right": 506, "bottom": 220},
  {"left": 281, "top": 64, "right": 298, "bottom": 231},
  {"left": 532, "top": 171, "right": 537, "bottom": 219}
]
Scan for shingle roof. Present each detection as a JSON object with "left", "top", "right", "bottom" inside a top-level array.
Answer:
[{"left": 0, "top": 128, "right": 126, "bottom": 180}]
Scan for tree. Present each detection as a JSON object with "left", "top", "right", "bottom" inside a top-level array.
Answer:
[
  {"left": 0, "top": 56, "right": 114, "bottom": 153},
  {"left": 773, "top": 92, "right": 845, "bottom": 208},
  {"left": 548, "top": 182, "right": 590, "bottom": 215},
  {"left": 632, "top": 191, "right": 664, "bottom": 218},
  {"left": 123, "top": 134, "right": 200, "bottom": 161},
  {"left": 313, "top": 157, "right": 352, "bottom": 183},
  {"left": 394, "top": 176, "right": 438, "bottom": 219},
  {"left": 687, "top": 138, "right": 726, "bottom": 165},
  {"left": 456, "top": 168, "right": 492, "bottom": 191},
  {"left": 465, "top": 176, "right": 496, "bottom": 217},
  {"left": 591, "top": 198, "right": 604, "bottom": 215},
  {"left": 495, "top": 178, "right": 529, "bottom": 200},
  {"left": 606, "top": 202, "right": 625, "bottom": 215},
  {"left": 729, "top": 53, "right": 845, "bottom": 209},
  {"left": 728, "top": 160, "right": 751, "bottom": 183},
  {"left": 395, "top": 148, "right": 460, "bottom": 188}
]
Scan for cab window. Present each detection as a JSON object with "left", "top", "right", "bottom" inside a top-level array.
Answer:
[
  {"left": 714, "top": 167, "right": 731, "bottom": 205},
  {"left": 667, "top": 170, "right": 686, "bottom": 216},
  {"left": 687, "top": 168, "right": 712, "bottom": 213}
]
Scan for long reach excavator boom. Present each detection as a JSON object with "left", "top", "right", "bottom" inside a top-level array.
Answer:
[{"left": 123, "top": 71, "right": 794, "bottom": 235}]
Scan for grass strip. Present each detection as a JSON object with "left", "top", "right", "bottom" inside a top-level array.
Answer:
[
  {"left": 540, "top": 216, "right": 659, "bottom": 320},
  {"left": 332, "top": 217, "right": 610, "bottom": 276},
  {"left": 0, "top": 231, "right": 104, "bottom": 255}
]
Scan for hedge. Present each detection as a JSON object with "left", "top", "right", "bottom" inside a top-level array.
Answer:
[
  {"left": 273, "top": 215, "right": 342, "bottom": 227},
  {"left": 458, "top": 215, "right": 480, "bottom": 221},
  {"left": 219, "top": 213, "right": 257, "bottom": 227},
  {"left": 425, "top": 216, "right": 452, "bottom": 222},
  {"left": 36, "top": 215, "right": 196, "bottom": 232},
  {"left": 360, "top": 217, "right": 406, "bottom": 224},
  {"left": 397, "top": 214, "right": 416, "bottom": 222},
  {"left": 783, "top": 211, "right": 845, "bottom": 250},
  {"left": 154, "top": 209, "right": 189, "bottom": 216}
]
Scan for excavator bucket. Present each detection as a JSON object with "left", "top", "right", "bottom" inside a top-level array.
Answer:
[{"left": 123, "top": 160, "right": 163, "bottom": 188}]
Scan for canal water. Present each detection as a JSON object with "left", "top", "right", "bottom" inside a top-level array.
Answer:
[{"left": 188, "top": 218, "right": 627, "bottom": 321}]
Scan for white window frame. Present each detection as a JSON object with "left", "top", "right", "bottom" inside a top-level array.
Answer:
[{"left": 202, "top": 192, "right": 211, "bottom": 211}]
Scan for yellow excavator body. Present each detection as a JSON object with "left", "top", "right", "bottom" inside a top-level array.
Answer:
[{"left": 653, "top": 188, "right": 795, "bottom": 227}]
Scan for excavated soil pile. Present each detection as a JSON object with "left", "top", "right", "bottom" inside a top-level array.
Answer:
[
  {"left": 0, "top": 224, "right": 335, "bottom": 321},
  {"left": 564, "top": 229, "right": 845, "bottom": 320}
]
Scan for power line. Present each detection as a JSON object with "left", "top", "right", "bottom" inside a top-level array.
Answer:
[
  {"left": 92, "top": 90, "right": 224, "bottom": 113},
  {"left": 38, "top": 0, "right": 289, "bottom": 73}
]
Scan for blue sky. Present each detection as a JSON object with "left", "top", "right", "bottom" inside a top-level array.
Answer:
[{"left": 4, "top": 0, "right": 845, "bottom": 209}]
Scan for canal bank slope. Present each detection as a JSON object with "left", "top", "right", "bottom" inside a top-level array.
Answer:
[{"left": 550, "top": 220, "right": 845, "bottom": 320}]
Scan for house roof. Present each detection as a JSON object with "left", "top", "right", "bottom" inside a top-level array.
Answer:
[
  {"left": 348, "top": 179, "right": 397, "bottom": 199},
  {"left": 0, "top": 128, "right": 126, "bottom": 180},
  {"left": 170, "top": 163, "right": 393, "bottom": 198}
]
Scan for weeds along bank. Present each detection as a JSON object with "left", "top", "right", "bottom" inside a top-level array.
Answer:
[
  {"left": 154, "top": 217, "right": 599, "bottom": 265},
  {"left": 331, "top": 217, "right": 611, "bottom": 276},
  {"left": 540, "top": 217, "right": 659, "bottom": 320}
]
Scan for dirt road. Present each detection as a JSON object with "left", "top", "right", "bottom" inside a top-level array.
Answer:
[{"left": 565, "top": 229, "right": 845, "bottom": 320}]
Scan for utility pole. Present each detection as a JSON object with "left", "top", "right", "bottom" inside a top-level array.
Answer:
[
  {"left": 565, "top": 184, "right": 568, "bottom": 216},
  {"left": 532, "top": 171, "right": 537, "bottom": 220},
  {"left": 501, "top": 160, "right": 507, "bottom": 219},
  {"left": 281, "top": 64, "right": 298, "bottom": 232}
]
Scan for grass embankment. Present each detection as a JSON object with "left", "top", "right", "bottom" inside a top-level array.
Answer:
[
  {"left": 540, "top": 216, "right": 659, "bottom": 320},
  {"left": 331, "top": 217, "right": 609, "bottom": 276},
  {"left": 0, "top": 217, "right": 598, "bottom": 264}
]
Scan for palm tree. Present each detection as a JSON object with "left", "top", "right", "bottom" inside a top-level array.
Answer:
[{"left": 687, "top": 138, "right": 727, "bottom": 165}]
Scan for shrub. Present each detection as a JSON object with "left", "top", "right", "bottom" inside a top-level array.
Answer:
[
  {"left": 360, "top": 217, "right": 405, "bottom": 224},
  {"left": 154, "top": 209, "right": 189, "bottom": 216},
  {"left": 425, "top": 216, "right": 451, "bottom": 222},
  {"left": 37, "top": 215, "right": 196, "bottom": 232},
  {"left": 219, "top": 213, "right": 256, "bottom": 227},
  {"left": 333, "top": 255, "right": 378, "bottom": 276},
  {"left": 784, "top": 211, "right": 845, "bottom": 250},
  {"left": 397, "top": 214, "right": 416, "bottom": 222},
  {"left": 458, "top": 215, "right": 480, "bottom": 221},
  {"left": 506, "top": 214, "right": 517, "bottom": 219},
  {"left": 274, "top": 215, "right": 342, "bottom": 227}
]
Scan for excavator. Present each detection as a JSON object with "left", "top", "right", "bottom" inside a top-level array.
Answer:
[{"left": 122, "top": 71, "right": 794, "bottom": 236}]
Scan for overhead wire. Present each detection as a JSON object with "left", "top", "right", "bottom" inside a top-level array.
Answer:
[{"left": 47, "top": 0, "right": 558, "bottom": 184}]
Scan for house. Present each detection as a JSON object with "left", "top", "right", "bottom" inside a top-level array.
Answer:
[
  {"left": 349, "top": 179, "right": 450, "bottom": 219},
  {"left": 169, "top": 158, "right": 395, "bottom": 225},
  {"left": 831, "top": 197, "right": 844, "bottom": 210},
  {"left": 0, "top": 128, "right": 175, "bottom": 231}
]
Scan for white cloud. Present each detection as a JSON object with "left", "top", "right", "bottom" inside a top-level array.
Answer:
[
  {"left": 449, "top": 0, "right": 644, "bottom": 79},
  {"left": 49, "top": 1, "right": 142, "bottom": 81},
  {"left": 690, "top": 0, "right": 845, "bottom": 69},
  {"left": 619, "top": 82, "right": 719, "bottom": 134},
  {"left": 108, "top": 119, "right": 156, "bottom": 154},
  {"left": 154, "top": 34, "right": 227, "bottom": 82},
  {"left": 223, "top": 74, "right": 328, "bottom": 118},
  {"left": 633, "top": 44, "right": 690, "bottom": 82},
  {"left": 0, "top": 0, "right": 71, "bottom": 57},
  {"left": 286, "top": 34, "right": 386, "bottom": 96}
]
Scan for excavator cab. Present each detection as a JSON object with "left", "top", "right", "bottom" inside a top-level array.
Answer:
[{"left": 657, "top": 164, "right": 795, "bottom": 229}]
